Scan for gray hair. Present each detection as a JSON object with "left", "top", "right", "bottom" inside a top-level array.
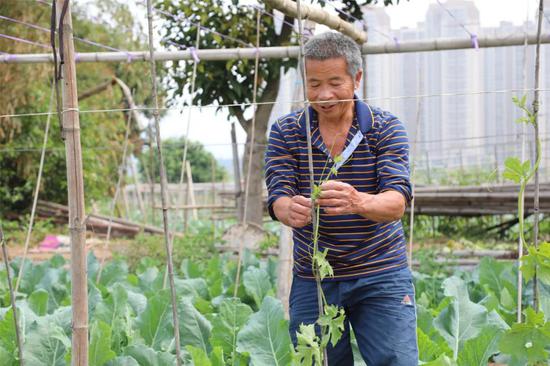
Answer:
[{"left": 303, "top": 32, "right": 362, "bottom": 78}]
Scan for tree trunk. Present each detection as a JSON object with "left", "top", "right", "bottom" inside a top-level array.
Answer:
[{"left": 240, "top": 80, "right": 279, "bottom": 226}]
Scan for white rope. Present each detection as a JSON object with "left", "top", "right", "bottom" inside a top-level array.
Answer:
[
  {"left": 14, "top": 81, "right": 55, "bottom": 294},
  {"left": 95, "top": 102, "right": 134, "bottom": 283},
  {"left": 145, "top": 0, "right": 182, "bottom": 363},
  {"left": 3, "top": 87, "right": 550, "bottom": 119},
  {"left": 176, "top": 24, "right": 201, "bottom": 225}
]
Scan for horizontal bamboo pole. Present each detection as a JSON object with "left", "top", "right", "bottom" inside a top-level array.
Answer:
[
  {"left": 264, "top": 0, "right": 367, "bottom": 43},
  {"left": 2, "top": 33, "right": 550, "bottom": 64}
]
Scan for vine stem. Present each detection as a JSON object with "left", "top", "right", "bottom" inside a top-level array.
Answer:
[{"left": 294, "top": 1, "right": 328, "bottom": 364}]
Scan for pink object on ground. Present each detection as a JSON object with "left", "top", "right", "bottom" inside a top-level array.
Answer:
[{"left": 39, "top": 235, "right": 61, "bottom": 251}]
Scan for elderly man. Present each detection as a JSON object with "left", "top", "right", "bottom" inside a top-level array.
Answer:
[{"left": 264, "top": 32, "right": 418, "bottom": 365}]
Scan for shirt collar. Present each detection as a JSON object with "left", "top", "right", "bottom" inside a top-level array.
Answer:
[{"left": 297, "top": 95, "right": 374, "bottom": 137}]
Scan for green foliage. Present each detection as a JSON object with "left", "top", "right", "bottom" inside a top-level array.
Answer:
[
  {"left": 242, "top": 266, "right": 273, "bottom": 309},
  {"left": 521, "top": 242, "right": 550, "bottom": 286},
  {"left": 500, "top": 307, "right": 550, "bottom": 365},
  {"left": 210, "top": 298, "right": 253, "bottom": 364},
  {"left": 157, "top": 0, "right": 294, "bottom": 120},
  {"left": 0, "top": 0, "right": 154, "bottom": 216},
  {"left": 139, "top": 137, "right": 226, "bottom": 183},
  {"left": 236, "top": 296, "right": 292, "bottom": 366},
  {"left": 317, "top": 304, "right": 346, "bottom": 348},
  {"left": 89, "top": 321, "right": 117, "bottom": 366},
  {"left": 293, "top": 324, "right": 322, "bottom": 366}
]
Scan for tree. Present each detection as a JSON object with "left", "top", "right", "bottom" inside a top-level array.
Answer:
[
  {"left": 158, "top": 0, "right": 404, "bottom": 226},
  {"left": 0, "top": 0, "right": 154, "bottom": 217},
  {"left": 138, "top": 137, "right": 226, "bottom": 183}
]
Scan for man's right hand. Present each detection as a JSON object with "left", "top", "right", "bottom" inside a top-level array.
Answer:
[{"left": 273, "top": 195, "right": 312, "bottom": 228}]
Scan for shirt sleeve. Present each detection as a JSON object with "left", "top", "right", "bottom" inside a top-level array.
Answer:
[
  {"left": 375, "top": 117, "right": 413, "bottom": 204},
  {"left": 264, "top": 119, "right": 298, "bottom": 221}
]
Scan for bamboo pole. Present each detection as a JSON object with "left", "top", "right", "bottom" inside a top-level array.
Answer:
[
  {"left": 146, "top": 0, "right": 182, "bottom": 363},
  {"left": 265, "top": 0, "right": 366, "bottom": 43},
  {"left": 55, "top": 0, "right": 89, "bottom": 363},
  {"left": 531, "top": 0, "right": 544, "bottom": 312},
  {"left": 0, "top": 226, "right": 24, "bottom": 366},
  {"left": 4, "top": 33, "right": 550, "bottom": 64},
  {"left": 230, "top": 121, "right": 244, "bottom": 221}
]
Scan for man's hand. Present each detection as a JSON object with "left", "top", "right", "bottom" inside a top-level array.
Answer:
[
  {"left": 317, "top": 180, "right": 363, "bottom": 215},
  {"left": 273, "top": 195, "right": 313, "bottom": 228},
  {"left": 317, "top": 180, "right": 406, "bottom": 222}
]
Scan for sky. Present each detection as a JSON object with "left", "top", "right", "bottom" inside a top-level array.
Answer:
[{"left": 158, "top": 0, "right": 541, "bottom": 159}]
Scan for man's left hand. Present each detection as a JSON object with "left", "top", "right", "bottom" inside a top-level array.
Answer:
[{"left": 317, "top": 180, "right": 367, "bottom": 215}]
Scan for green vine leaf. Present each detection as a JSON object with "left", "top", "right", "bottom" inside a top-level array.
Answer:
[
  {"left": 503, "top": 157, "right": 530, "bottom": 184},
  {"left": 499, "top": 307, "right": 550, "bottom": 364},
  {"left": 521, "top": 242, "right": 550, "bottom": 286},
  {"left": 318, "top": 305, "right": 346, "bottom": 348},
  {"left": 293, "top": 324, "right": 322, "bottom": 366},
  {"left": 313, "top": 249, "right": 334, "bottom": 281},
  {"left": 312, "top": 184, "right": 322, "bottom": 200}
]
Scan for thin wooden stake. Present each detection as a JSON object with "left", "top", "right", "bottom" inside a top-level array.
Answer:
[
  {"left": 55, "top": 0, "right": 89, "bottom": 363},
  {"left": 532, "top": 0, "right": 544, "bottom": 312},
  {"left": 145, "top": 1, "right": 182, "bottom": 363},
  {"left": 0, "top": 226, "right": 24, "bottom": 366}
]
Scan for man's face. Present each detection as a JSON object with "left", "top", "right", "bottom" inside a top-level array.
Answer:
[{"left": 305, "top": 57, "right": 362, "bottom": 122}]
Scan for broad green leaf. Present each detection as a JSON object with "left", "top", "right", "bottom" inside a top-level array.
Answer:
[
  {"left": 124, "top": 345, "right": 176, "bottom": 366},
  {"left": 236, "top": 296, "right": 292, "bottom": 366},
  {"left": 89, "top": 321, "right": 117, "bottom": 366},
  {"left": 28, "top": 289, "right": 49, "bottom": 316},
  {"left": 243, "top": 267, "right": 272, "bottom": 309},
  {"left": 179, "top": 297, "right": 212, "bottom": 353},
  {"left": 186, "top": 345, "right": 211, "bottom": 366},
  {"left": 418, "top": 328, "right": 443, "bottom": 362},
  {"left": 210, "top": 298, "right": 253, "bottom": 358},
  {"left": 499, "top": 307, "right": 550, "bottom": 364},
  {"left": 136, "top": 290, "right": 174, "bottom": 352},
  {"left": 0, "top": 345, "right": 15, "bottom": 366},
  {"left": 99, "top": 259, "right": 129, "bottom": 288},
  {"left": 94, "top": 284, "right": 132, "bottom": 354},
  {"left": 457, "top": 327, "right": 502, "bottom": 366},
  {"left": 293, "top": 324, "right": 322, "bottom": 366},
  {"left": 421, "top": 354, "right": 456, "bottom": 366},
  {"left": 433, "top": 277, "right": 490, "bottom": 360},
  {"left": 174, "top": 278, "right": 209, "bottom": 300},
  {"left": 0, "top": 308, "right": 23, "bottom": 362},
  {"left": 23, "top": 320, "right": 70, "bottom": 366},
  {"left": 105, "top": 356, "right": 139, "bottom": 366},
  {"left": 210, "top": 346, "right": 225, "bottom": 366},
  {"left": 180, "top": 258, "right": 203, "bottom": 279}
]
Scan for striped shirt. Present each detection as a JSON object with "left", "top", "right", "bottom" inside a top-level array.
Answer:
[{"left": 264, "top": 100, "right": 412, "bottom": 280}]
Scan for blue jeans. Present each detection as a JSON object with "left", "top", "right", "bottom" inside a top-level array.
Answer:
[{"left": 289, "top": 267, "right": 418, "bottom": 366}]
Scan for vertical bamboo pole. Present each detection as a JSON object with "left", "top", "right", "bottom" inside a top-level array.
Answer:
[
  {"left": 145, "top": 1, "right": 182, "bottom": 363},
  {"left": 531, "top": 0, "right": 544, "bottom": 311},
  {"left": 55, "top": 1, "right": 88, "bottom": 363},
  {"left": 230, "top": 121, "right": 243, "bottom": 221}
]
